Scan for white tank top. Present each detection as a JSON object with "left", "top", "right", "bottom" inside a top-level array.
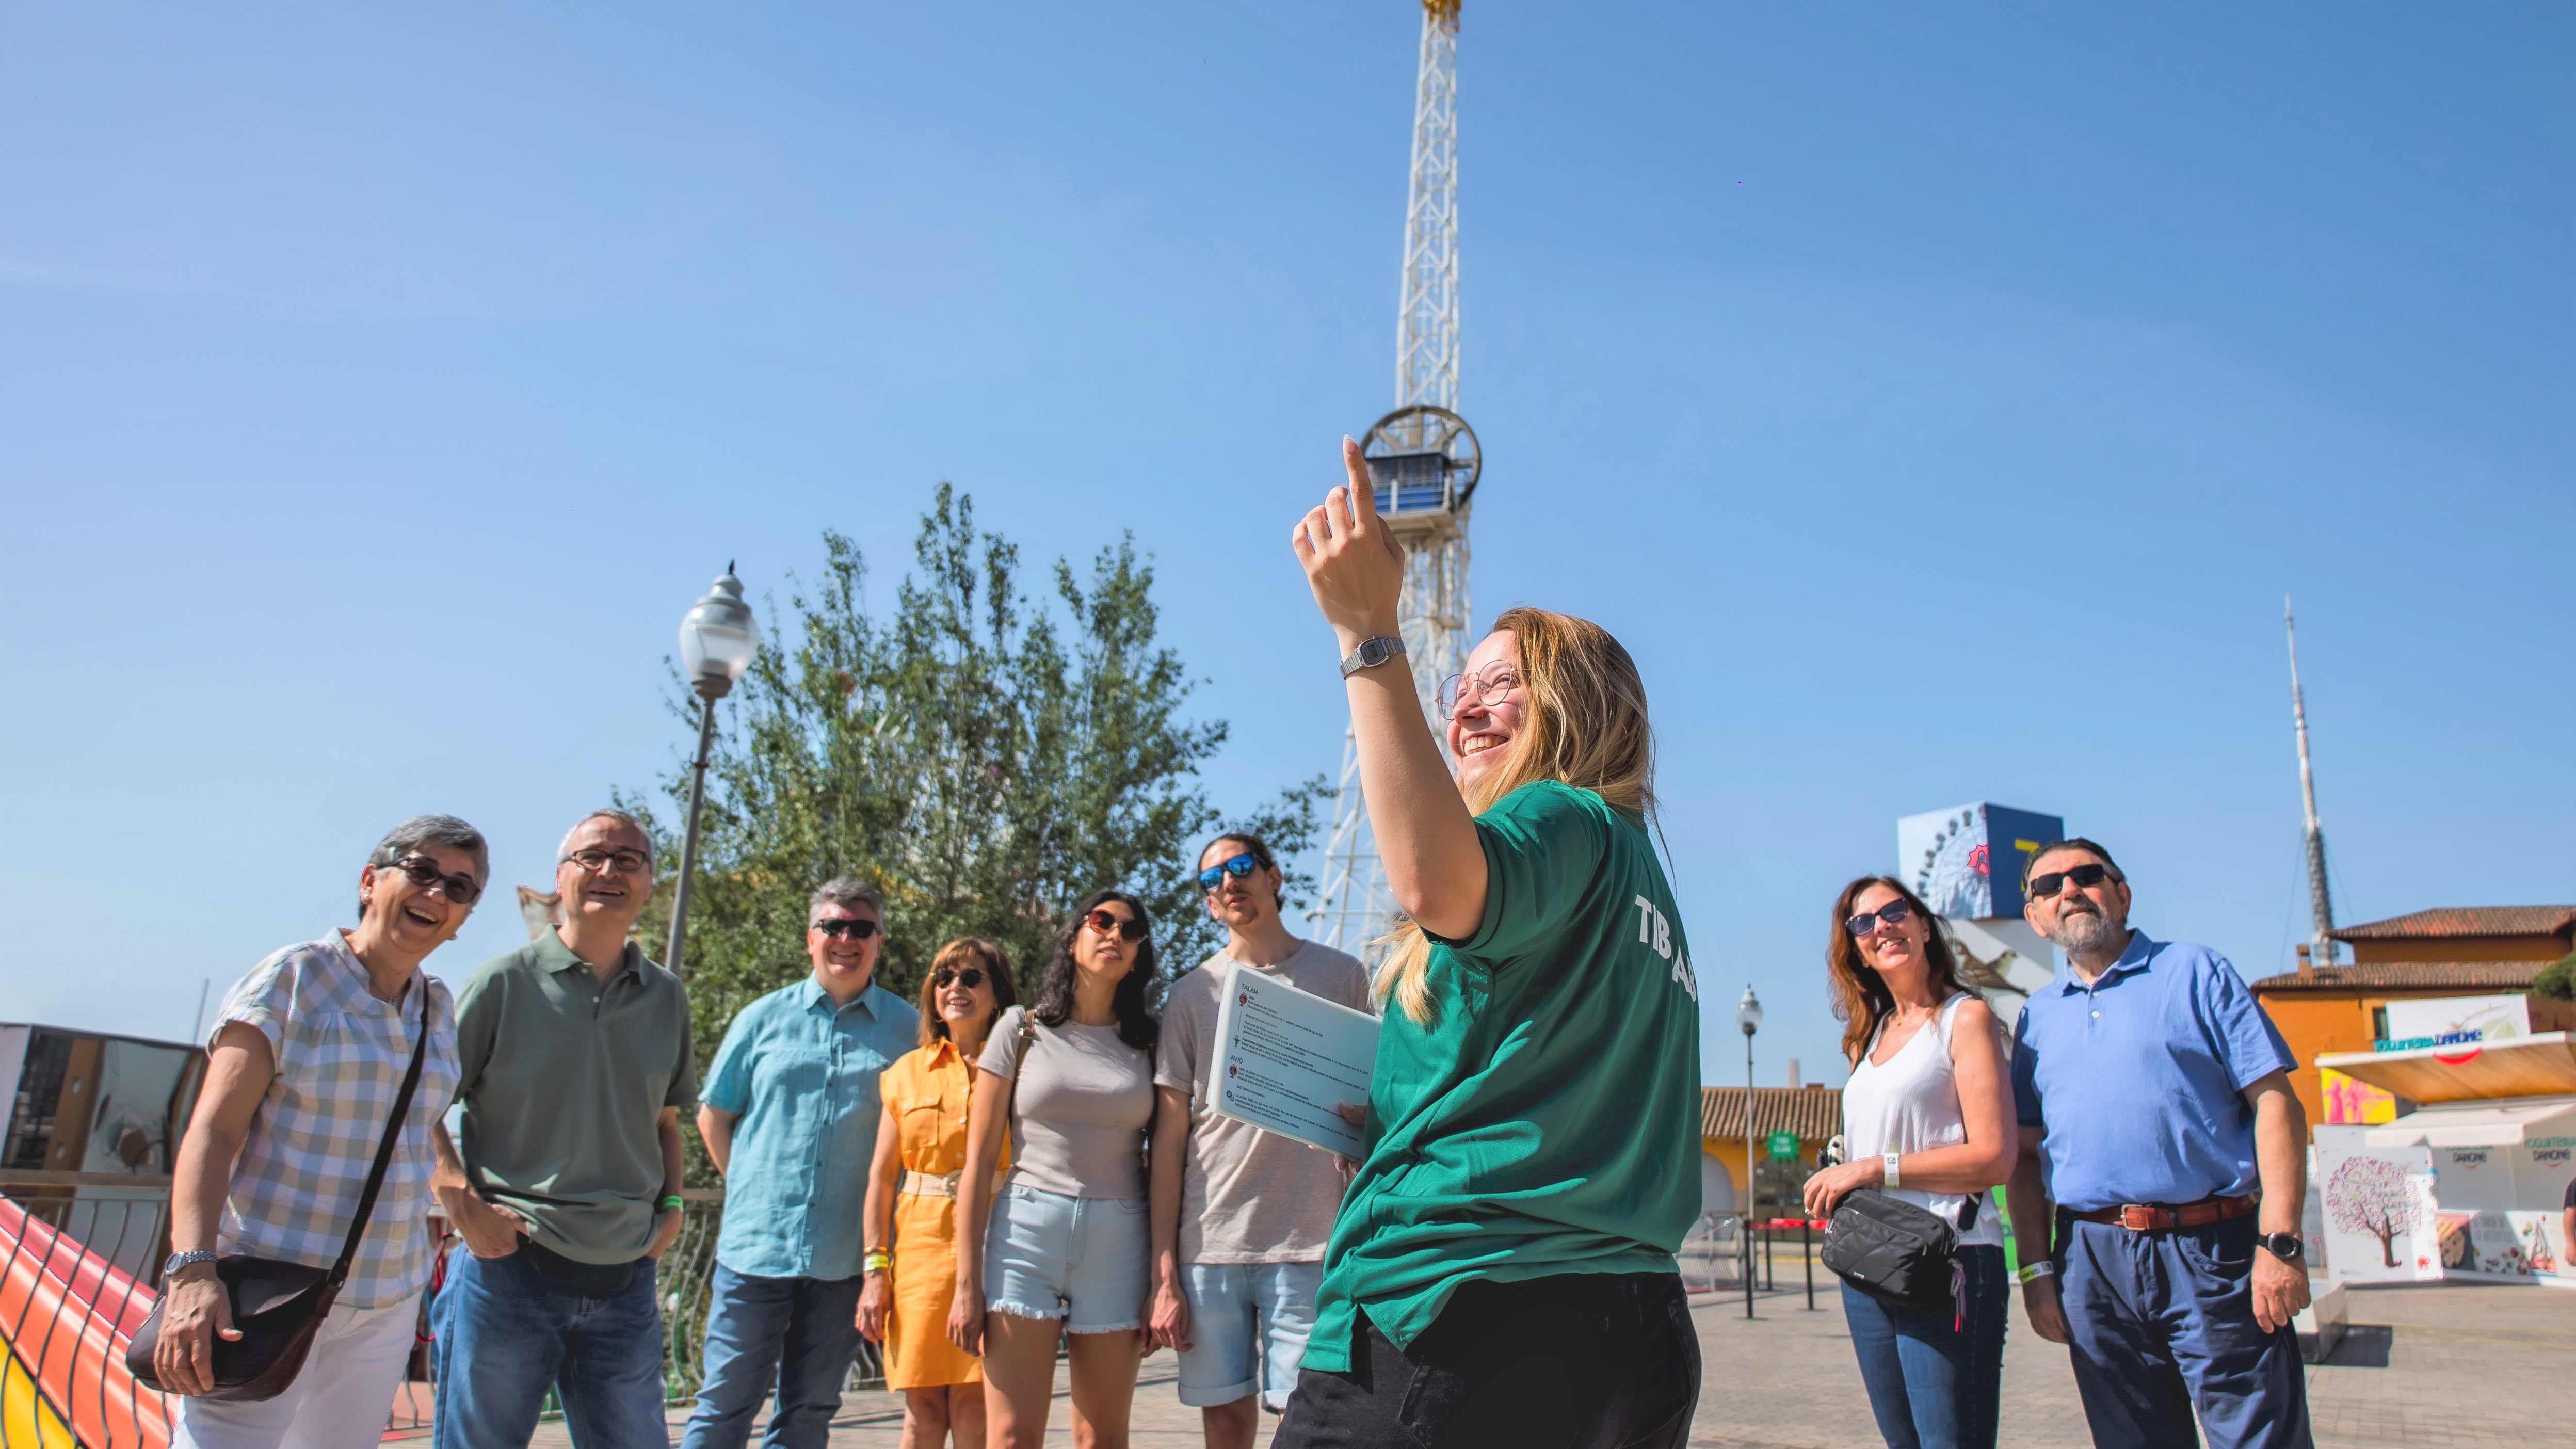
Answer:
[{"left": 1841, "top": 993, "right": 2002, "bottom": 1248}]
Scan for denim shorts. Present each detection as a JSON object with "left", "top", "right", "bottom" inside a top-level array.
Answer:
[
  {"left": 981, "top": 1182, "right": 1149, "bottom": 1334},
  {"left": 1177, "top": 1260, "right": 1323, "bottom": 1410}
]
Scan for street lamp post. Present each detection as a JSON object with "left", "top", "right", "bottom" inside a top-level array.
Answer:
[
  {"left": 667, "top": 565, "right": 760, "bottom": 971},
  {"left": 1737, "top": 984, "right": 1763, "bottom": 1321}
]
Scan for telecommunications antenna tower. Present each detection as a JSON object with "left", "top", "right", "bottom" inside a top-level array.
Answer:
[
  {"left": 2286, "top": 600, "right": 2340, "bottom": 966},
  {"left": 1309, "top": 0, "right": 1482, "bottom": 959}
]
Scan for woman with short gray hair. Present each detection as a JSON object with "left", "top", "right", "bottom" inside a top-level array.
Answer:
[{"left": 156, "top": 816, "right": 482, "bottom": 1448}]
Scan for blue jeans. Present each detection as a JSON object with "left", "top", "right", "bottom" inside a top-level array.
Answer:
[
  {"left": 1175, "top": 1261, "right": 1323, "bottom": 1410},
  {"left": 677, "top": 1265, "right": 867, "bottom": 1449},
  {"left": 1842, "top": 1245, "right": 2007, "bottom": 1449},
  {"left": 431, "top": 1248, "right": 669, "bottom": 1449},
  {"left": 2058, "top": 1215, "right": 2311, "bottom": 1449}
]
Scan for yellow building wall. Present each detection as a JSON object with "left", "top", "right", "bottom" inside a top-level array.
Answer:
[
  {"left": 1702, "top": 1136, "right": 1829, "bottom": 1217},
  {"left": 2258, "top": 993, "right": 2377, "bottom": 1127}
]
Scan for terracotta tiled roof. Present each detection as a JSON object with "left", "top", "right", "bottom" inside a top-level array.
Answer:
[
  {"left": 2248, "top": 961, "right": 2553, "bottom": 993},
  {"left": 2328, "top": 907, "right": 2576, "bottom": 942},
  {"left": 1701, "top": 1086, "right": 1843, "bottom": 1142}
]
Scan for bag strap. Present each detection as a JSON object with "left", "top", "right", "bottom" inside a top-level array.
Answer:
[
  {"left": 1000, "top": 1010, "right": 1038, "bottom": 1124},
  {"left": 329, "top": 983, "right": 432, "bottom": 1288}
]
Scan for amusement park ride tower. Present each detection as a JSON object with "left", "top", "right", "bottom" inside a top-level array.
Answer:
[{"left": 1309, "top": 0, "right": 1484, "bottom": 958}]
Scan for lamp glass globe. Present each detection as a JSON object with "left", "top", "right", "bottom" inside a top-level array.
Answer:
[{"left": 679, "top": 570, "right": 761, "bottom": 696}]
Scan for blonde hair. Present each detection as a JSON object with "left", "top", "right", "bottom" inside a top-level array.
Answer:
[{"left": 1375, "top": 606, "right": 1656, "bottom": 1023}]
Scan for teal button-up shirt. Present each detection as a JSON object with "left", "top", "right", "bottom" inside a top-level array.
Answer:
[{"left": 702, "top": 976, "right": 920, "bottom": 1280}]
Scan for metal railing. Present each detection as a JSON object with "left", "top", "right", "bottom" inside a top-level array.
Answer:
[
  {"left": 0, "top": 1172, "right": 173, "bottom": 1448},
  {"left": 1679, "top": 1212, "right": 1744, "bottom": 1293},
  {"left": 1680, "top": 1211, "right": 1831, "bottom": 1306},
  {"left": 1, "top": 1176, "right": 876, "bottom": 1445}
]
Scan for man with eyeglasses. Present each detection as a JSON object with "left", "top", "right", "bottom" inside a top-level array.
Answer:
[
  {"left": 1147, "top": 834, "right": 1368, "bottom": 1447},
  {"left": 680, "top": 878, "right": 920, "bottom": 1449},
  {"left": 431, "top": 809, "right": 698, "bottom": 1449},
  {"left": 2002, "top": 839, "right": 2313, "bottom": 1449}
]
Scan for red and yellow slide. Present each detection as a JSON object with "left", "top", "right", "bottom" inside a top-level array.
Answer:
[{"left": 0, "top": 1197, "right": 170, "bottom": 1449}]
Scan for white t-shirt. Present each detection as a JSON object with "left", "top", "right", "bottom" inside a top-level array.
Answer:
[
  {"left": 980, "top": 1005, "right": 1155, "bottom": 1200},
  {"left": 1841, "top": 992, "right": 2004, "bottom": 1248},
  {"left": 1154, "top": 941, "right": 1372, "bottom": 1264}
]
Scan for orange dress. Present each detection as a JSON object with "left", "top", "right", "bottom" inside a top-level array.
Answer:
[{"left": 880, "top": 1037, "right": 1007, "bottom": 1390}]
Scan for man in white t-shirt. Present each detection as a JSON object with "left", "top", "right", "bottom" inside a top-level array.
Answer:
[{"left": 1147, "top": 832, "right": 1370, "bottom": 1448}]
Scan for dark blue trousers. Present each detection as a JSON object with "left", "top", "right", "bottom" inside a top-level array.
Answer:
[{"left": 2058, "top": 1216, "right": 2311, "bottom": 1449}]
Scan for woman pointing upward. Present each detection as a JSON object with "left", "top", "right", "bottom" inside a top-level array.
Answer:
[{"left": 1272, "top": 440, "right": 1704, "bottom": 1449}]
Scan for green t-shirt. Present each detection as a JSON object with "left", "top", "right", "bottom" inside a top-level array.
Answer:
[{"left": 1304, "top": 780, "right": 1703, "bottom": 1371}]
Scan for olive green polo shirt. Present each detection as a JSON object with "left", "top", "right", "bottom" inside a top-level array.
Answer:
[{"left": 455, "top": 930, "right": 697, "bottom": 1265}]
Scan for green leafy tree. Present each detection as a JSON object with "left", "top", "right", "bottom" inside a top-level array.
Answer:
[
  {"left": 626, "top": 487, "right": 1322, "bottom": 1176},
  {"left": 2535, "top": 951, "right": 2576, "bottom": 1002}
]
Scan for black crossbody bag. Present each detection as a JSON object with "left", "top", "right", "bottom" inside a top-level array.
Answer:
[
  {"left": 1821, "top": 1188, "right": 1981, "bottom": 1317},
  {"left": 130, "top": 987, "right": 431, "bottom": 1402}
]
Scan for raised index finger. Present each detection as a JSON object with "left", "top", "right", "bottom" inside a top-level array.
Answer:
[{"left": 1341, "top": 437, "right": 1377, "bottom": 524}]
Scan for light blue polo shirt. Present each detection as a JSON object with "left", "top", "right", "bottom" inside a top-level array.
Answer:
[
  {"left": 702, "top": 976, "right": 920, "bottom": 1280},
  {"left": 2010, "top": 931, "right": 2296, "bottom": 1213}
]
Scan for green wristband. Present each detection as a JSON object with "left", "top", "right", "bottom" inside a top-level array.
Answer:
[{"left": 660, "top": 1194, "right": 684, "bottom": 1211}]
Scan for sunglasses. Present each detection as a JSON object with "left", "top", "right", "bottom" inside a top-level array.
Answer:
[
  {"left": 566, "top": 847, "right": 650, "bottom": 877},
  {"left": 2028, "top": 863, "right": 2115, "bottom": 900},
  {"left": 1844, "top": 897, "right": 1914, "bottom": 938},
  {"left": 1199, "top": 853, "right": 1263, "bottom": 891},
  {"left": 1085, "top": 908, "right": 1148, "bottom": 942},
  {"left": 381, "top": 855, "right": 482, "bottom": 906},
  {"left": 811, "top": 917, "right": 881, "bottom": 940},
  {"left": 931, "top": 967, "right": 987, "bottom": 990}
]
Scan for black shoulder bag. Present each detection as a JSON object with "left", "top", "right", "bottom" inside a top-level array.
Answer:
[
  {"left": 1821, "top": 1188, "right": 1981, "bottom": 1319},
  {"left": 129, "top": 987, "right": 432, "bottom": 1402}
]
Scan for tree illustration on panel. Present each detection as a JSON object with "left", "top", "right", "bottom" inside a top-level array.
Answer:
[{"left": 2326, "top": 1155, "right": 2409, "bottom": 1268}]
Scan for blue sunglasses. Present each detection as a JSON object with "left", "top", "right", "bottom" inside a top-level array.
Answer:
[{"left": 1198, "top": 853, "right": 1263, "bottom": 891}]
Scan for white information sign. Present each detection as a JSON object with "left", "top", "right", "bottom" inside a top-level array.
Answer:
[{"left": 1207, "top": 962, "right": 1379, "bottom": 1158}]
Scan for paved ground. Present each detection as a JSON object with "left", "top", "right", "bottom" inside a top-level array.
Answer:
[{"left": 512, "top": 1277, "right": 2576, "bottom": 1447}]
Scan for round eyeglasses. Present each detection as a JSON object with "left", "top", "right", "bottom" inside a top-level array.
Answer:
[{"left": 1437, "top": 664, "right": 1522, "bottom": 721}]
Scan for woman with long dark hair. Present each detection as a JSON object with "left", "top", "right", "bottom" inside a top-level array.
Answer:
[
  {"left": 857, "top": 938, "right": 1020, "bottom": 1449},
  {"left": 1271, "top": 445, "right": 1704, "bottom": 1448},
  {"left": 947, "top": 890, "right": 1159, "bottom": 1449},
  {"left": 1803, "top": 876, "right": 2017, "bottom": 1449}
]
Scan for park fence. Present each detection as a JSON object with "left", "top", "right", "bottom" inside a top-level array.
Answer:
[{"left": 0, "top": 1176, "right": 863, "bottom": 1445}]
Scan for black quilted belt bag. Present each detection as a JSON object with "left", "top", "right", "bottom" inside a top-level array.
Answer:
[{"left": 1820, "top": 1188, "right": 1982, "bottom": 1327}]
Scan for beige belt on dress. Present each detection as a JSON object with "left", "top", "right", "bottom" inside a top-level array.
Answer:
[{"left": 900, "top": 1168, "right": 1003, "bottom": 1199}]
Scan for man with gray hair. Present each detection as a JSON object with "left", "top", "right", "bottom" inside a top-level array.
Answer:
[
  {"left": 431, "top": 808, "right": 698, "bottom": 1449},
  {"left": 680, "top": 877, "right": 920, "bottom": 1449}
]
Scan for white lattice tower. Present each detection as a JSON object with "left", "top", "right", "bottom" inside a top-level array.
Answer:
[
  {"left": 1396, "top": 0, "right": 1461, "bottom": 414},
  {"left": 1311, "top": 0, "right": 1474, "bottom": 961}
]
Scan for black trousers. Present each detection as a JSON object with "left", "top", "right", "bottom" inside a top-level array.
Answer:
[{"left": 1272, "top": 1272, "right": 1701, "bottom": 1449}]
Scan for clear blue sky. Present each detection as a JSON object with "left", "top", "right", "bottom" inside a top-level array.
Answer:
[{"left": 4, "top": 3, "right": 2569, "bottom": 1088}]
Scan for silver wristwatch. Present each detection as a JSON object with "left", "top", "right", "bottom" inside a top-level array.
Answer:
[
  {"left": 1340, "top": 636, "right": 1406, "bottom": 677},
  {"left": 164, "top": 1248, "right": 218, "bottom": 1276}
]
